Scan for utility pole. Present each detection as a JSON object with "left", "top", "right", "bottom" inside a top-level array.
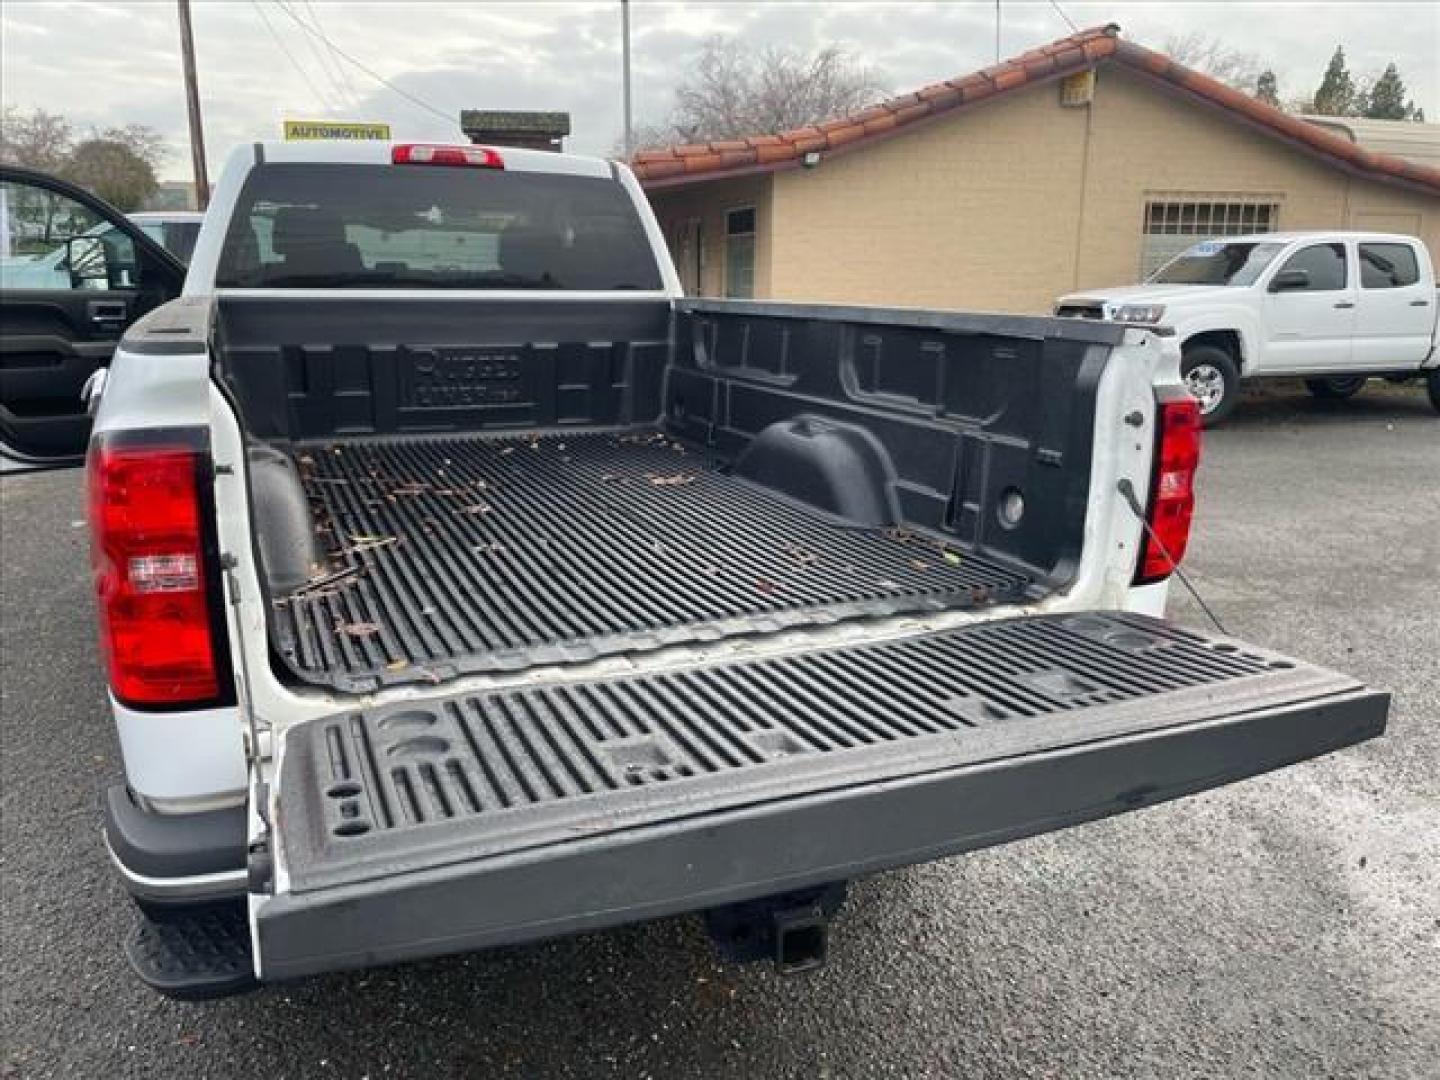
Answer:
[
  {"left": 177, "top": 0, "right": 210, "bottom": 210},
  {"left": 994, "top": 0, "right": 1001, "bottom": 62},
  {"left": 621, "top": 0, "right": 633, "bottom": 159}
]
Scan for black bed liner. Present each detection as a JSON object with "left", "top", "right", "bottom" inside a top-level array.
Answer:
[
  {"left": 272, "top": 430, "right": 1033, "bottom": 691},
  {"left": 256, "top": 611, "right": 1387, "bottom": 980}
]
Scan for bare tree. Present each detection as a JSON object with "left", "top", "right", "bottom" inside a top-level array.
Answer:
[
  {"left": 1164, "top": 32, "right": 1266, "bottom": 93},
  {"left": 96, "top": 123, "right": 169, "bottom": 173},
  {"left": 63, "top": 138, "right": 160, "bottom": 211},
  {"left": 635, "top": 38, "right": 888, "bottom": 149},
  {"left": 0, "top": 107, "right": 73, "bottom": 172},
  {"left": 1, "top": 109, "right": 168, "bottom": 211}
]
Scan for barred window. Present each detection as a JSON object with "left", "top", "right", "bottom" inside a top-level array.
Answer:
[{"left": 1140, "top": 197, "right": 1279, "bottom": 278}]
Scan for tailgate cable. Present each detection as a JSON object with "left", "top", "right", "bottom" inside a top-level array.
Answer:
[
  {"left": 221, "top": 557, "right": 274, "bottom": 888},
  {"left": 1117, "top": 478, "right": 1229, "bottom": 635}
]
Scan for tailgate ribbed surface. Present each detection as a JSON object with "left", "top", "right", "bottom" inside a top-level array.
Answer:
[
  {"left": 273, "top": 431, "right": 1030, "bottom": 691},
  {"left": 281, "top": 613, "right": 1327, "bottom": 893}
]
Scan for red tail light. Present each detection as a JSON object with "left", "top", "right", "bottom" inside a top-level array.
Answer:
[
  {"left": 391, "top": 143, "right": 504, "bottom": 168},
  {"left": 87, "top": 436, "right": 229, "bottom": 707},
  {"left": 1134, "top": 397, "right": 1202, "bottom": 585}
]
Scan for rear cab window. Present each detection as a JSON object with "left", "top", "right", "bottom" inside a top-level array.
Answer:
[
  {"left": 1358, "top": 242, "right": 1420, "bottom": 289},
  {"left": 214, "top": 163, "right": 663, "bottom": 291}
]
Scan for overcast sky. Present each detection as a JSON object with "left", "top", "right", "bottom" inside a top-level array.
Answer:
[{"left": 3, "top": 1, "right": 1436, "bottom": 182}]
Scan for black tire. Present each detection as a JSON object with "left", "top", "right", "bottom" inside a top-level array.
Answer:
[
  {"left": 1426, "top": 369, "right": 1440, "bottom": 414},
  {"left": 1180, "top": 345, "right": 1240, "bottom": 426},
  {"left": 1305, "top": 376, "right": 1367, "bottom": 400}
]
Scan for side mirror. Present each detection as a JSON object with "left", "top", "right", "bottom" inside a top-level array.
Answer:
[
  {"left": 66, "top": 236, "right": 111, "bottom": 289},
  {"left": 1269, "top": 268, "right": 1310, "bottom": 293}
]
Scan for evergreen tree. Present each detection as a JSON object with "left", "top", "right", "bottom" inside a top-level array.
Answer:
[
  {"left": 1255, "top": 69, "right": 1281, "bottom": 108},
  {"left": 1363, "top": 63, "right": 1423, "bottom": 120},
  {"left": 1311, "top": 46, "right": 1356, "bottom": 116}
]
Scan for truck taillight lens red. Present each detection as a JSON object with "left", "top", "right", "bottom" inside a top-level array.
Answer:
[
  {"left": 87, "top": 436, "right": 229, "bottom": 707},
  {"left": 1134, "top": 397, "right": 1202, "bottom": 585},
  {"left": 391, "top": 143, "right": 504, "bottom": 168}
]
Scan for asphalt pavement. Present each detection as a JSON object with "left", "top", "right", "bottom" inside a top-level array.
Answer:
[{"left": 2, "top": 380, "right": 1437, "bottom": 1079}]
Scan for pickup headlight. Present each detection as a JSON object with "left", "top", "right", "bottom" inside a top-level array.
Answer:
[{"left": 1114, "top": 304, "right": 1167, "bottom": 324}]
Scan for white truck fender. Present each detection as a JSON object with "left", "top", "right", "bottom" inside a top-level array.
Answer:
[{"left": 1170, "top": 308, "right": 1264, "bottom": 374}]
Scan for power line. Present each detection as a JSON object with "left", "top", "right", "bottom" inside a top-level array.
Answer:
[
  {"left": 1048, "top": 0, "right": 1079, "bottom": 34},
  {"left": 250, "top": 0, "right": 335, "bottom": 111},
  {"left": 268, "top": 0, "right": 458, "bottom": 127},
  {"left": 278, "top": 0, "right": 353, "bottom": 110},
  {"left": 302, "top": 0, "right": 359, "bottom": 105}
]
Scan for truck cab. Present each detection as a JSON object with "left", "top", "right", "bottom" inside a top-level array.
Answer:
[{"left": 1057, "top": 232, "right": 1440, "bottom": 423}]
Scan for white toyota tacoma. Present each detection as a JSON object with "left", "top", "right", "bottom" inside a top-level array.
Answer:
[
  {"left": 1057, "top": 232, "right": 1440, "bottom": 423},
  {"left": 76, "top": 142, "right": 1387, "bottom": 998}
]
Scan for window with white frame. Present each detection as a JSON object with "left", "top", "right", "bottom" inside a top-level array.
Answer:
[
  {"left": 724, "top": 206, "right": 756, "bottom": 299},
  {"left": 1140, "top": 196, "right": 1280, "bottom": 279}
]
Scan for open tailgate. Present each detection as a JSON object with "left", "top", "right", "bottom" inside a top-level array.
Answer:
[{"left": 251, "top": 612, "right": 1386, "bottom": 982}]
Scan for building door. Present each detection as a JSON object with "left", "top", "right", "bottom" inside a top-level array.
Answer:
[
  {"left": 724, "top": 207, "right": 756, "bottom": 299},
  {"left": 669, "top": 218, "right": 703, "bottom": 296}
]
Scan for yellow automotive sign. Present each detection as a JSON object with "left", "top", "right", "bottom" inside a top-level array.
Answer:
[{"left": 283, "top": 120, "right": 391, "bottom": 141}]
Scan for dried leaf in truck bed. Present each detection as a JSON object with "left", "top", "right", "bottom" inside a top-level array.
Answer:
[
  {"left": 910, "top": 559, "right": 930, "bottom": 572},
  {"left": 943, "top": 551, "right": 962, "bottom": 566},
  {"left": 785, "top": 543, "right": 818, "bottom": 566},
  {"left": 385, "top": 659, "right": 410, "bottom": 672},
  {"left": 646, "top": 472, "right": 697, "bottom": 487},
  {"left": 600, "top": 473, "right": 625, "bottom": 484},
  {"left": 456, "top": 503, "right": 493, "bottom": 516},
  {"left": 755, "top": 578, "right": 779, "bottom": 595},
  {"left": 337, "top": 622, "right": 380, "bottom": 637}
]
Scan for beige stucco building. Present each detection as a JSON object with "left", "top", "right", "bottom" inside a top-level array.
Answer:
[{"left": 633, "top": 26, "right": 1440, "bottom": 315}]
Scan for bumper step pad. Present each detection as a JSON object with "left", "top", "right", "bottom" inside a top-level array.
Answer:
[
  {"left": 125, "top": 903, "right": 256, "bottom": 1001},
  {"left": 273, "top": 431, "right": 1031, "bottom": 692}
]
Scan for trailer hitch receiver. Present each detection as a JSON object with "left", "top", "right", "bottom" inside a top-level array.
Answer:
[{"left": 703, "top": 882, "right": 847, "bottom": 975}]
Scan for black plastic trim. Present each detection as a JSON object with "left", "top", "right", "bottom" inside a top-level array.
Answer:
[{"left": 103, "top": 785, "right": 246, "bottom": 882}]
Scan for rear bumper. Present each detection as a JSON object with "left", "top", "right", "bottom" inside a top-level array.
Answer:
[
  {"left": 102, "top": 785, "right": 247, "bottom": 904},
  {"left": 254, "top": 682, "right": 1386, "bottom": 982}
]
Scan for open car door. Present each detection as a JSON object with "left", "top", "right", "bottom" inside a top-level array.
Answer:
[{"left": 0, "top": 165, "right": 186, "bottom": 469}]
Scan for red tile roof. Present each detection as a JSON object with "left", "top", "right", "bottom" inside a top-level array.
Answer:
[{"left": 631, "top": 24, "right": 1440, "bottom": 197}]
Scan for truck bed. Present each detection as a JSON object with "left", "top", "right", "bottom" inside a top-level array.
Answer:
[
  {"left": 272, "top": 429, "right": 1033, "bottom": 691},
  {"left": 216, "top": 296, "right": 1123, "bottom": 693}
]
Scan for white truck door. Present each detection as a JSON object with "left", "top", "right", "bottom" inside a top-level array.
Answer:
[
  {"left": 1262, "top": 241, "right": 1356, "bottom": 372},
  {"left": 1352, "top": 240, "right": 1434, "bottom": 370}
]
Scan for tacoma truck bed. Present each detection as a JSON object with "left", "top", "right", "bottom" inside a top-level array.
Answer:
[{"left": 273, "top": 429, "right": 1032, "bottom": 691}]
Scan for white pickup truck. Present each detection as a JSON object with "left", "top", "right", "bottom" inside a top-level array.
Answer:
[
  {"left": 1056, "top": 232, "right": 1440, "bottom": 423},
  {"left": 64, "top": 142, "right": 1386, "bottom": 999}
]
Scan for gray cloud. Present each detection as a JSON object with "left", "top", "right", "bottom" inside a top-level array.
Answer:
[{"left": 2, "top": 1, "right": 1434, "bottom": 182}]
